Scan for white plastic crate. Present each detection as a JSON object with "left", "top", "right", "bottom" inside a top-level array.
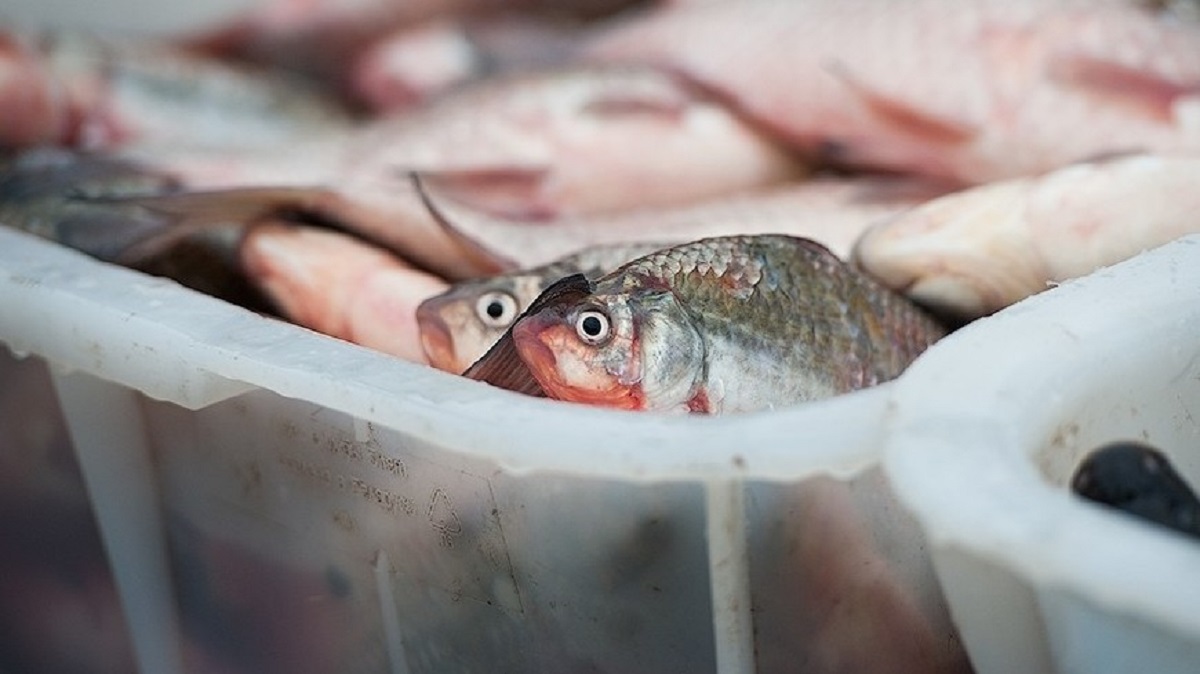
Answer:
[
  {"left": 0, "top": 228, "right": 967, "bottom": 674},
  {"left": 885, "top": 236, "right": 1200, "bottom": 674}
]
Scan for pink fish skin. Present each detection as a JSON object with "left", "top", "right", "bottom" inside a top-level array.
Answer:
[
  {"left": 240, "top": 221, "right": 449, "bottom": 364},
  {"left": 350, "top": 19, "right": 484, "bottom": 112},
  {"left": 189, "top": 0, "right": 650, "bottom": 80},
  {"left": 587, "top": 0, "right": 1200, "bottom": 184},
  {"left": 417, "top": 175, "right": 951, "bottom": 272},
  {"left": 109, "top": 66, "right": 806, "bottom": 280},
  {"left": 0, "top": 33, "right": 79, "bottom": 148},
  {"left": 349, "top": 15, "right": 590, "bottom": 112},
  {"left": 0, "top": 30, "right": 353, "bottom": 153},
  {"left": 334, "top": 66, "right": 807, "bottom": 219},
  {"left": 853, "top": 153, "right": 1200, "bottom": 319}
]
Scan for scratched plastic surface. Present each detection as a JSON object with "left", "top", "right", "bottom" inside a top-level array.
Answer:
[
  {"left": 0, "top": 228, "right": 967, "bottom": 674},
  {"left": 886, "top": 236, "right": 1200, "bottom": 674}
]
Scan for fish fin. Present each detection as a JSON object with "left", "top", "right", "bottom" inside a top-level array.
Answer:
[
  {"left": 84, "top": 187, "right": 337, "bottom": 265},
  {"left": 464, "top": 273, "right": 594, "bottom": 395},
  {"left": 461, "top": 330, "right": 548, "bottom": 396},
  {"left": 825, "top": 62, "right": 978, "bottom": 144},
  {"left": 1048, "top": 52, "right": 1200, "bottom": 123},
  {"left": 413, "top": 166, "right": 558, "bottom": 220},
  {"left": 411, "top": 172, "right": 520, "bottom": 275},
  {"left": 519, "top": 273, "right": 594, "bottom": 317}
]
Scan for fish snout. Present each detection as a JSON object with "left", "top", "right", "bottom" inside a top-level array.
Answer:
[
  {"left": 511, "top": 312, "right": 643, "bottom": 410},
  {"left": 854, "top": 223, "right": 988, "bottom": 319},
  {"left": 852, "top": 185, "right": 1042, "bottom": 320},
  {"left": 415, "top": 302, "right": 461, "bottom": 373},
  {"left": 510, "top": 315, "right": 560, "bottom": 383}
]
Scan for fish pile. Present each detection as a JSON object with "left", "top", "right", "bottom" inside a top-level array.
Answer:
[
  {"left": 6, "top": 0, "right": 1200, "bottom": 417},
  {"left": 463, "top": 235, "right": 947, "bottom": 412},
  {"left": 7, "top": 3, "right": 1200, "bottom": 674}
]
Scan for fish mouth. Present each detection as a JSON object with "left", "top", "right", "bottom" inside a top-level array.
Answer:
[
  {"left": 511, "top": 317, "right": 560, "bottom": 386},
  {"left": 512, "top": 315, "right": 642, "bottom": 410},
  {"left": 415, "top": 305, "right": 460, "bottom": 373}
]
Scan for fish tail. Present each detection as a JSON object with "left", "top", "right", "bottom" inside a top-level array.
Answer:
[{"left": 92, "top": 187, "right": 334, "bottom": 266}]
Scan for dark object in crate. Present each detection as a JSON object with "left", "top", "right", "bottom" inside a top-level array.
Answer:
[{"left": 1071, "top": 441, "right": 1200, "bottom": 542}]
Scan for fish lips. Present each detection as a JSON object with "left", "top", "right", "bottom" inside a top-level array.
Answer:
[
  {"left": 415, "top": 307, "right": 460, "bottom": 373},
  {"left": 510, "top": 309, "right": 563, "bottom": 381},
  {"left": 511, "top": 307, "right": 643, "bottom": 410}
]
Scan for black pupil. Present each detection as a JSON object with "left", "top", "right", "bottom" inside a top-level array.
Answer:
[
  {"left": 486, "top": 301, "right": 505, "bottom": 319},
  {"left": 582, "top": 315, "right": 603, "bottom": 336}
]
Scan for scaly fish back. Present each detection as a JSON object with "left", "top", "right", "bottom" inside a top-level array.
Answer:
[{"left": 600, "top": 235, "right": 946, "bottom": 394}]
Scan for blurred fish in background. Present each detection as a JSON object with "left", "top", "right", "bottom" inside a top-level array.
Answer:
[{"left": 8, "top": 0, "right": 1200, "bottom": 672}]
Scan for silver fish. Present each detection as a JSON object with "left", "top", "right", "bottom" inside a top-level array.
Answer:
[
  {"left": 467, "top": 234, "right": 948, "bottom": 413},
  {"left": 416, "top": 242, "right": 670, "bottom": 373}
]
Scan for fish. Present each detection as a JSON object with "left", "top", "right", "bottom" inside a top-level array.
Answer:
[
  {"left": 0, "top": 148, "right": 184, "bottom": 261},
  {"left": 586, "top": 0, "right": 1200, "bottom": 184},
  {"left": 240, "top": 221, "right": 449, "bottom": 364},
  {"left": 757, "top": 475, "right": 974, "bottom": 674},
  {"left": 852, "top": 153, "right": 1200, "bottom": 320},
  {"left": 350, "top": 14, "right": 597, "bottom": 112},
  {"left": 332, "top": 66, "right": 807, "bottom": 220},
  {"left": 0, "top": 30, "right": 353, "bottom": 153},
  {"left": 466, "top": 235, "right": 947, "bottom": 413},
  {"left": 0, "top": 148, "right": 273, "bottom": 311},
  {"left": 416, "top": 173, "right": 950, "bottom": 273},
  {"left": 1071, "top": 441, "right": 1200, "bottom": 542},
  {"left": 102, "top": 66, "right": 806, "bottom": 280},
  {"left": 417, "top": 242, "right": 670, "bottom": 373},
  {"left": 188, "top": 0, "right": 650, "bottom": 80}
]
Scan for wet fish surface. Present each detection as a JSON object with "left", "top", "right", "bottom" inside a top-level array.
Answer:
[{"left": 467, "top": 234, "right": 948, "bottom": 413}]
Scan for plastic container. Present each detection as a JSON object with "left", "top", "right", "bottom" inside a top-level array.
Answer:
[
  {"left": 885, "top": 235, "right": 1200, "bottom": 674},
  {"left": 0, "top": 227, "right": 968, "bottom": 674},
  {"left": 0, "top": 331, "right": 138, "bottom": 673}
]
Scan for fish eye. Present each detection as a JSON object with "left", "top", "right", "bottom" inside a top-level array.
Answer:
[
  {"left": 574, "top": 309, "right": 611, "bottom": 345},
  {"left": 475, "top": 291, "right": 519, "bottom": 328}
]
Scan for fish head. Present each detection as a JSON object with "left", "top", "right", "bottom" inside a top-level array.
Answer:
[
  {"left": 851, "top": 179, "right": 1043, "bottom": 320},
  {"left": 511, "top": 284, "right": 705, "bottom": 412},
  {"left": 416, "top": 274, "right": 546, "bottom": 373}
]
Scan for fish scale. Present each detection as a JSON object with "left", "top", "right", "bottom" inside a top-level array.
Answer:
[{"left": 622, "top": 237, "right": 848, "bottom": 355}]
